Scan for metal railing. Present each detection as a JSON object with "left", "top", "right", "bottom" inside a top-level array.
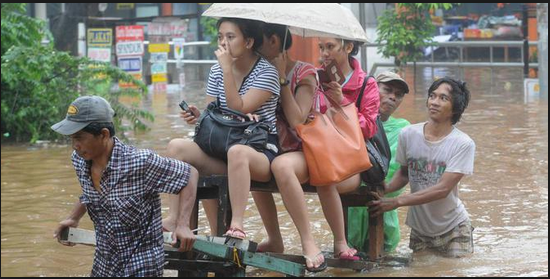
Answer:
[
  {"left": 142, "top": 40, "right": 541, "bottom": 76},
  {"left": 143, "top": 40, "right": 218, "bottom": 65},
  {"left": 367, "top": 40, "right": 539, "bottom": 76}
]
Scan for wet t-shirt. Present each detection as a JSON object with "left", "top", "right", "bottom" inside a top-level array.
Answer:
[{"left": 396, "top": 122, "right": 475, "bottom": 237}]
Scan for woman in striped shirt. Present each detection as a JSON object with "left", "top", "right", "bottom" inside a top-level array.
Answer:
[{"left": 163, "top": 18, "right": 281, "bottom": 240}]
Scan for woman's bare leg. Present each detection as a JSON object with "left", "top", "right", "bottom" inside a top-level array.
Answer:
[
  {"left": 252, "top": 191, "right": 284, "bottom": 253},
  {"left": 317, "top": 174, "right": 361, "bottom": 256},
  {"left": 226, "top": 145, "right": 272, "bottom": 236},
  {"left": 164, "top": 139, "right": 227, "bottom": 235},
  {"left": 271, "top": 152, "right": 324, "bottom": 269}
]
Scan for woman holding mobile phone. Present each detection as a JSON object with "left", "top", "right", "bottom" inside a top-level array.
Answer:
[{"left": 163, "top": 18, "right": 282, "bottom": 244}]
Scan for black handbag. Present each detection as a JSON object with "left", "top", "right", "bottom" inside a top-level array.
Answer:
[
  {"left": 194, "top": 101, "right": 272, "bottom": 161},
  {"left": 355, "top": 77, "right": 391, "bottom": 184}
]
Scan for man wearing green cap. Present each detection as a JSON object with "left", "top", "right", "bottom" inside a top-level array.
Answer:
[
  {"left": 51, "top": 95, "right": 198, "bottom": 277},
  {"left": 348, "top": 72, "right": 411, "bottom": 253}
]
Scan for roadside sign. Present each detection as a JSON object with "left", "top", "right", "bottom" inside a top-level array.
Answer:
[
  {"left": 118, "top": 57, "right": 142, "bottom": 72},
  {"left": 116, "top": 25, "right": 144, "bottom": 42},
  {"left": 173, "top": 38, "right": 186, "bottom": 60},
  {"left": 148, "top": 43, "right": 170, "bottom": 53},
  {"left": 151, "top": 63, "right": 167, "bottom": 74},
  {"left": 149, "top": 52, "right": 168, "bottom": 63},
  {"left": 116, "top": 41, "right": 144, "bottom": 56},
  {"left": 119, "top": 73, "right": 143, "bottom": 89},
  {"left": 87, "top": 48, "right": 111, "bottom": 62},
  {"left": 152, "top": 73, "right": 168, "bottom": 83},
  {"left": 87, "top": 29, "right": 112, "bottom": 47},
  {"left": 524, "top": 78, "right": 541, "bottom": 103}
]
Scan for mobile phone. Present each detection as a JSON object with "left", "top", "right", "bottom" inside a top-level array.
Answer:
[
  {"left": 179, "top": 100, "right": 196, "bottom": 117},
  {"left": 179, "top": 100, "right": 190, "bottom": 111}
]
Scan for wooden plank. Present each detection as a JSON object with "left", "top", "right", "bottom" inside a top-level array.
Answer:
[
  {"left": 61, "top": 228, "right": 255, "bottom": 252},
  {"left": 199, "top": 175, "right": 386, "bottom": 261},
  {"left": 368, "top": 184, "right": 385, "bottom": 261},
  {"left": 60, "top": 227, "right": 96, "bottom": 246},
  {"left": 61, "top": 228, "right": 303, "bottom": 277},
  {"left": 265, "top": 252, "right": 376, "bottom": 271},
  {"left": 241, "top": 252, "right": 305, "bottom": 277}
]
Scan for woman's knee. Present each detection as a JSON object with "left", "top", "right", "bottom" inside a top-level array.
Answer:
[
  {"left": 335, "top": 174, "right": 362, "bottom": 194},
  {"left": 227, "top": 145, "right": 251, "bottom": 165},
  {"left": 167, "top": 139, "right": 193, "bottom": 158},
  {"left": 272, "top": 153, "right": 309, "bottom": 184},
  {"left": 271, "top": 156, "right": 293, "bottom": 176}
]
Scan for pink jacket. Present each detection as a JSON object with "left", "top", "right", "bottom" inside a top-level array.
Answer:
[{"left": 317, "top": 58, "right": 380, "bottom": 139}]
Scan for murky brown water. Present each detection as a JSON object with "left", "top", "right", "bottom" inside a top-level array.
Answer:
[{"left": 1, "top": 66, "right": 547, "bottom": 277}]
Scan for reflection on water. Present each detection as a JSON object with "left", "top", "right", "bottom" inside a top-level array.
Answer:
[{"left": 1, "top": 66, "right": 547, "bottom": 277}]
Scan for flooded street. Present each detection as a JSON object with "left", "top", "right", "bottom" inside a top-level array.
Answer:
[{"left": 1, "top": 66, "right": 547, "bottom": 277}]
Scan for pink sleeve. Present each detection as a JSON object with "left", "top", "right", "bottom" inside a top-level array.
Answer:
[
  {"left": 314, "top": 87, "right": 328, "bottom": 113},
  {"left": 357, "top": 77, "right": 380, "bottom": 139},
  {"left": 297, "top": 63, "right": 317, "bottom": 82}
]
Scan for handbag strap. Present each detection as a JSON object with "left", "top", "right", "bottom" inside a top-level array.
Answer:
[
  {"left": 355, "top": 76, "right": 374, "bottom": 110},
  {"left": 213, "top": 98, "right": 259, "bottom": 121}
]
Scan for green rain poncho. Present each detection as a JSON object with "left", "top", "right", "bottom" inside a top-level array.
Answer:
[{"left": 347, "top": 116, "right": 410, "bottom": 252}]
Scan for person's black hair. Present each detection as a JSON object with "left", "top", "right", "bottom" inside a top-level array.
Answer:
[
  {"left": 343, "top": 39, "right": 363, "bottom": 57},
  {"left": 262, "top": 23, "right": 293, "bottom": 51},
  {"left": 216, "top": 17, "right": 264, "bottom": 51},
  {"left": 428, "top": 77, "right": 471, "bottom": 125},
  {"left": 82, "top": 122, "right": 116, "bottom": 137}
]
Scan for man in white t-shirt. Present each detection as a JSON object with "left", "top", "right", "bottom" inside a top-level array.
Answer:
[{"left": 368, "top": 77, "right": 475, "bottom": 257}]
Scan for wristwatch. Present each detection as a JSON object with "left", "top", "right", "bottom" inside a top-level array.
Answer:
[{"left": 279, "top": 77, "right": 290, "bottom": 86}]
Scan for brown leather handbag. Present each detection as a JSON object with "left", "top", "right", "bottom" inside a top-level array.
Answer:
[{"left": 296, "top": 94, "right": 372, "bottom": 186}]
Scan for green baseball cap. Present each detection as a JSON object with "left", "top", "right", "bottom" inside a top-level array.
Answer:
[{"left": 51, "top": 96, "right": 115, "bottom": 136}]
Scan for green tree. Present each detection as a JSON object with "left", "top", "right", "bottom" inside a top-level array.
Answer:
[
  {"left": 376, "top": 3, "right": 455, "bottom": 68},
  {"left": 1, "top": 3, "right": 153, "bottom": 143}
]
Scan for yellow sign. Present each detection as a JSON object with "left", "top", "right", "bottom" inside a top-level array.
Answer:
[
  {"left": 152, "top": 73, "right": 167, "bottom": 83},
  {"left": 117, "top": 3, "right": 135, "bottom": 10},
  {"left": 119, "top": 73, "right": 142, "bottom": 89},
  {"left": 148, "top": 43, "right": 170, "bottom": 53},
  {"left": 87, "top": 28, "right": 113, "bottom": 47}
]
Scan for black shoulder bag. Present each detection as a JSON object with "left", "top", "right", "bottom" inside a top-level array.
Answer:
[
  {"left": 355, "top": 77, "right": 392, "bottom": 184},
  {"left": 194, "top": 101, "right": 272, "bottom": 161}
]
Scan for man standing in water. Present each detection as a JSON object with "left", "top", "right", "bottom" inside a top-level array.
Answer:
[
  {"left": 348, "top": 72, "right": 410, "bottom": 253},
  {"left": 369, "top": 77, "right": 475, "bottom": 257},
  {"left": 52, "top": 96, "right": 198, "bottom": 276}
]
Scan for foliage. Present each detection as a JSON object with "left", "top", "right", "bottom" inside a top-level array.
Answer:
[
  {"left": 200, "top": 16, "right": 219, "bottom": 46},
  {"left": 376, "top": 3, "right": 456, "bottom": 67},
  {"left": 1, "top": 3, "right": 152, "bottom": 143}
]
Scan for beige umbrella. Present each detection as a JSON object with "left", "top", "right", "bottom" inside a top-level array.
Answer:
[{"left": 202, "top": 3, "right": 369, "bottom": 43}]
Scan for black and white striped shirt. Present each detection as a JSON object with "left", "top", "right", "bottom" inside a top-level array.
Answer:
[{"left": 206, "top": 57, "right": 281, "bottom": 134}]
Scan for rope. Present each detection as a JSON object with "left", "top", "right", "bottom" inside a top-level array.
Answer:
[{"left": 232, "top": 247, "right": 243, "bottom": 269}]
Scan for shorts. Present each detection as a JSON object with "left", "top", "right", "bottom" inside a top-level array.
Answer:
[
  {"left": 262, "top": 134, "right": 280, "bottom": 163},
  {"left": 224, "top": 134, "right": 280, "bottom": 164},
  {"left": 409, "top": 220, "right": 474, "bottom": 257}
]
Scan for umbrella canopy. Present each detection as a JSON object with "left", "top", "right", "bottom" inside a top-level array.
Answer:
[{"left": 202, "top": 3, "right": 369, "bottom": 43}]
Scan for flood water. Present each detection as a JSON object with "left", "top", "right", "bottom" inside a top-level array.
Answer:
[{"left": 1, "top": 66, "right": 548, "bottom": 277}]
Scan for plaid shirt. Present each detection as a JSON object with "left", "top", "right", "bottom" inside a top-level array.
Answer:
[{"left": 73, "top": 137, "right": 191, "bottom": 277}]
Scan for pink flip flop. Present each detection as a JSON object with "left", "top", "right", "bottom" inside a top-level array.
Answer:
[
  {"left": 337, "top": 248, "right": 360, "bottom": 261},
  {"left": 223, "top": 227, "right": 247, "bottom": 240}
]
